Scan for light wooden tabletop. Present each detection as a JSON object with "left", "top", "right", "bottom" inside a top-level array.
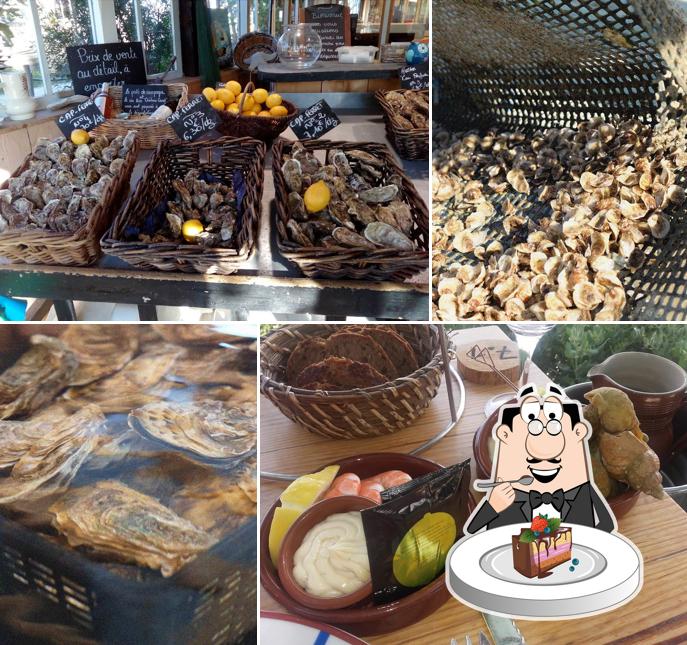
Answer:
[{"left": 259, "top": 325, "right": 687, "bottom": 645}]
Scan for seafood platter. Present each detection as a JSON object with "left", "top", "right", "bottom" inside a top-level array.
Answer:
[
  {"left": 260, "top": 452, "right": 475, "bottom": 635},
  {"left": 433, "top": 0, "right": 687, "bottom": 321},
  {"left": 0, "top": 325, "right": 257, "bottom": 644},
  {"left": 260, "top": 324, "right": 446, "bottom": 439},
  {"left": 273, "top": 139, "right": 429, "bottom": 281}
]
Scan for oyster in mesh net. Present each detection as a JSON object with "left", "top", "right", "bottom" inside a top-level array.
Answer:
[
  {"left": 51, "top": 480, "right": 215, "bottom": 577},
  {"left": 0, "top": 335, "right": 77, "bottom": 419},
  {"left": 129, "top": 401, "right": 256, "bottom": 460}
]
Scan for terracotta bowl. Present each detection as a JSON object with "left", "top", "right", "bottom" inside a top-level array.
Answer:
[
  {"left": 278, "top": 495, "right": 376, "bottom": 610},
  {"left": 261, "top": 452, "right": 476, "bottom": 636},
  {"left": 471, "top": 394, "right": 641, "bottom": 518}
]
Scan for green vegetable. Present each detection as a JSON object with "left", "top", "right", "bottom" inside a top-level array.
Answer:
[{"left": 519, "top": 529, "right": 535, "bottom": 543}]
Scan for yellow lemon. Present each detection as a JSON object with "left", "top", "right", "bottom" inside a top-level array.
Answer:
[
  {"left": 216, "top": 88, "right": 235, "bottom": 105},
  {"left": 304, "top": 180, "right": 331, "bottom": 213},
  {"left": 252, "top": 105, "right": 261, "bottom": 114},
  {"left": 210, "top": 99, "right": 225, "bottom": 111},
  {"left": 70, "top": 129, "right": 90, "bottom": 145},
  {"left": 269, "top": 105, "right": 288, "bottom": 117},
  {"left": 202, "top": 87, "right": 217, "bottom": 102},
  {"left": 237, "top": 93, "right": 255, "bottom": 110},
  {"left": 182, "top": 219, "right": 204, "bottom": 242},
  {"left": 241, "top": 110, "right": 254, "bottom": 117},
  {"left": 265, "top": 93, "right": 282, "bottom": 108},
  {"left": 227, "top": 103, "right": 239, "bottom": 113},
  {"left": 258, "top": 110, "right": 272, "bottom": 117},
  {"left": 226, "top": 80, "right": 242, "bottom": 96},
  {"left": 252, "top": 87, "right": 268, "bottom": 104}
]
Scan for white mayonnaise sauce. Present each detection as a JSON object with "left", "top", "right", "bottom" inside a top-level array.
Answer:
[{"left": 292, "top": 511, "right": 371, "bottom": 598}]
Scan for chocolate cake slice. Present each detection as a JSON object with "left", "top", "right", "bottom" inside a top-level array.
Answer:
[{"left": 512, "top": 515, "right": 572, "bottom": 578}]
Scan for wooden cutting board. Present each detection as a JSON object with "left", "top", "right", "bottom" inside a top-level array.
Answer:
[{"left": 456, "top": 338, "right": 521, "bottom": 385}]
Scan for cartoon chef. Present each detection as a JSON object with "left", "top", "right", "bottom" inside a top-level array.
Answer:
[{"left": 466, "top": 383, "right": 615, "bottom": 533}]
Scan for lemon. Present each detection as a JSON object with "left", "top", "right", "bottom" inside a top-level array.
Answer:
[
  {"left": 266, "top": 93, "right": 282, "bottom": 108},
  {"left": 269, "top": 105, "right": 288, "bottom": 117},
  {"left": 258, "top": 110, "right": 272, "bottom": 117},
  {"left": 210, "top": 99, "right": 225, "bottom": 111},
  {"left": 252, "top": 105, "right": 261, "bottom": 114},
  {"left": 216, "top": 88, "right": 235, "bottom": 105},
  {"left": 268, "top": 464, "right": 340, "bottom": 565},
  {"left": 304, "top": 180, "right": 331, "bottom": 213},
  {"left": 70, "top": 129, "right": 90, "bottom": 145},
  {"left": 202, "top": 87, "right": 217, "bottom": 102},
  {"left": 227, "top": 103, "right": 239, "bottom": 113},
  {"left": 226, "top": 80, "right": 242, "bottom": 96},
  {"left": 182, "top": 219, "right": 204, "bottom": 242},
  {"left": 241, "top": 110, "right": 254, "bottom": 117},
  {"left": 237, "top": 93, "right": 255, "bottom": 111},
  {"left": 252, "top": 88, "right": 268, "bottom": 104}
]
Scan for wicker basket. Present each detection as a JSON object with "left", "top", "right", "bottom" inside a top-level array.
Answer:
[
  {"left": 101, "top": 136, "right": 265, "bottom": 274},
  {"left": 375, "top": 89, "right": 429, "bottom": 160},
  {"left": 91, "top": 83, "right": 189, "bottom": 150},
  {"left": 215, "top": 81, "right": 297, "bottom": 141},
  {"left": 273, "top": 138, "right": 429, "bottom": 281},
  {"left": 433, "top": 0, "right": 687, "bottom": 320},
  {"left": 260, "top": 324, "right": 447, "bottom": 439},
  {"left": 0, "top": 136, "right": 140, "bottom": 266}
]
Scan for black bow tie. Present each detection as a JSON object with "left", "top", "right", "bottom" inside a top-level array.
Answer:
[{"left": 529, "top": 489, "right": 565, "bottom": 511}]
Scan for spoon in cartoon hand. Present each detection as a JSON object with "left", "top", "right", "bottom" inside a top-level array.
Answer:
[{"left": 474, "top": 475, "right": 534, "bottom": 490}]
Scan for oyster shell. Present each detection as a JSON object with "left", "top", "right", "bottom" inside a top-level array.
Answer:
[
  {"left": 129, "top": 400, "right": 256, "bottom": 460},
  {"left": 51, "top": 480, "right": 215, "bottom": 577},
  {"left": 364, "top": 221, "right": 414, "bottom": 250},
  {"left": 282, "top": 158, "right": 302, "bottom": 193},
  {"left": 359, "top": 184, "right": 399, "bottom": 204},
  {"left": 330, "top": 149, "right": 352, "bottom": 176},
  {"left": 346, "top": 149, "right": 384, "bottom": 167},
  {"left": 331, "top": 226, "right": 375, "bottom": 248}
]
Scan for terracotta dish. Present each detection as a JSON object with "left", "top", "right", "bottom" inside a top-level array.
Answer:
[
  {"left": 471, "top": 394, "right": 640, "bottom": 518},
  {"left": 278, "top": 495, "right": 376, "bottom": 610},
  {"left": 261, "top": 452, "right": 476, "bottom": 636}
]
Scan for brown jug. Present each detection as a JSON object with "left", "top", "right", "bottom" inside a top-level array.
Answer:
[{"left": 588, "top": 352, "right": 687, "bottom": 464}]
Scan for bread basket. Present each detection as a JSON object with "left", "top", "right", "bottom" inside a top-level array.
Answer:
[{"left": 260, "top": 324, "right": 447, "bottom": 439}]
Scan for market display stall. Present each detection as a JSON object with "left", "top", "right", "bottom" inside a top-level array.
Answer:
[{"left": 260, "top": 325, "right": 687, "bottom": 643}]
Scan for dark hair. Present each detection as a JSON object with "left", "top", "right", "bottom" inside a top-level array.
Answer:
[{"left": 498, "top": 401, "right": 582, "bottom": 431}]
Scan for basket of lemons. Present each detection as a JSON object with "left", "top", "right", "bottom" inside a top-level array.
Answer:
[{"left": 204, "top": 80, "right": 298, "bottom": 141}]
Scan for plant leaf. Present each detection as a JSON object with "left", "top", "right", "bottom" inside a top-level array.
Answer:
[
  {"left": 519, "top": 529, "right": 536, "bottom": 543},
  {"left": 549, "top": 517, "right": 561, "bottom": 531}
]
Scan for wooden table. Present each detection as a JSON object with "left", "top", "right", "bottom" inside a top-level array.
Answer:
[
  {"left": 0, "top": 111, "right": 428, "bottom": 321},
  {"left": 260, "top": 325, "right": 687, "bottom": 644}
]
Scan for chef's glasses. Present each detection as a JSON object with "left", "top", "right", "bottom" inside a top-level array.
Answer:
[{"left": 519, "top": 397, "right": 563, "bottom": 436}]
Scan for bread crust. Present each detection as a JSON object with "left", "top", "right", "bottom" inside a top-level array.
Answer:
[
  {"left": 324, "top": 331, "right": 397, "bottom": 379},
  {"left": 286, "top": 337, "right": 328, "bottom": 384},
  {"left": 295, "top": 356, "right": 387, "bottom": 389},
  {"left": 360, "top": 327, "right": 418, "bottom": 377}
]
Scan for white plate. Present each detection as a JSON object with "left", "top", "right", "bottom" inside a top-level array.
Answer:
[
  {"left": 446, "top": 524, "right": 642, "bottom": 619},
  {"left": 260, "top": 612, "right": 369, "bottom": 645}
]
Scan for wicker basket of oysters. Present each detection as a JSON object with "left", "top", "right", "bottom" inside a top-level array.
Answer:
[{"left": 273, "top": 139, "right": 428, "bottom": 281}]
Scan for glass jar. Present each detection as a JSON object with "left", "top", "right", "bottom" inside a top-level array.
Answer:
[{"left": 277, "top": 24, "right": 322, "bottom": 69}]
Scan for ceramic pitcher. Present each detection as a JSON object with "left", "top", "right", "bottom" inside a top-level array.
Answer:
[{"left": 588, "top": 352, "right": 687, "bottom": 463}]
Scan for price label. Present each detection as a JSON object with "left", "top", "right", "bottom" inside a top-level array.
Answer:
[
  {"left": 166, "top": 95, "right": 220, "bottom": 142},
  {"left": 122, "top": 84, "right": 168, "bottom": 114},
  {"left": 56, "top": 99, "right": 106, "bottom": 137},
  {"left": 289, "top": 99, "right": 341, "bottom": 140},
  {"left": 400, "top": 63, "right": 429, "bottom": 90}
]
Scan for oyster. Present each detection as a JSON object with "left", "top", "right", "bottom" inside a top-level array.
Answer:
[
  {"left": 0, "top": 335, "right": 77, "bottom": 419},
  {"left": 359, "top": 184, "right": 399, "bottom": 204},
  {"left": 287, "top": 192, "right": 308, "bottom": 221},
  {"left": 51, "top": 481, "right": 215, "bottom": 577},
  {"left": 169, "top": 346, "right": 255, "bottom": 384},
  {"left": 60, "top": 324, "right": 139, "bottom": 386},
  {"left": 330, "top": 149, "right": 352, "bottom": 176},
  {"left": 346, "top": 196, "right": 376, "bottom": 226},
  {"left": 282, "top": 158, "right": 302, "bottom": 193},
  {"left": 129, "top": 400, "right": 256, "bottom": 460},
  {"left": 287, "top": 219, "right": 312, "bottom": 246},
  {"left": 332, "top": 226, "right": 376, "bottom": 249},
  {"left": 346, "top": 149, "right": 384, "bottom": 167},
  {"left": 364, "top": 221, "right": 414, "bottom": 250},
  {"left": 152, "top": 325, "right": 250, "bottom": 346}
]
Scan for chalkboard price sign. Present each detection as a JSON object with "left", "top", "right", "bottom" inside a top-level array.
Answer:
[
  {"left": 122, "top": 84, "right": 168, "bottom": 114},
  {"left": 56, "top": 99, "right": 106, "bottom": 137},
  {"left": 67, "top": 42, "right": 147, "bottom": 96},
  {"left": 301, "top": 4, "right": 351, "bottom": 61},
  {"left": 166, "top": 95, "right": 220, "bottom": 142},
  {"left": 400, "top": 63, "right": 429, "bottom": 90},
  {"left": 289, "top": 99, "right": 341, "bottom": 140}
]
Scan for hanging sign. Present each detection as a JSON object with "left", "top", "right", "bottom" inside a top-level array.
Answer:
[
  {"left": 56, "top": 99, "right": 106, "bottom": 137},
  {"left": 289, "top": 99, "right": 341, "bottom": 139},
  {"left": 66, "top": 42, "right": 147, "bottom": 95},
  {"left": 166, "top": 95, "right": 220, "bottom": 142}
]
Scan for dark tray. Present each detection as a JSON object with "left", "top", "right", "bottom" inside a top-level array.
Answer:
[{"left": 0, "top": 512, "right": 256, "bottom": 644}]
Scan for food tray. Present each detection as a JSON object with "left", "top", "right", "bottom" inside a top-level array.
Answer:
[
  {"left": 260, "top": 452, "right": 475, "bottom": 636},
  {"left": 0, "top": 136, "right": 139, "bottom": 266},
  {"left": 272, "top": 139, "right": 429, "bottom": 281},
  {"left": 0, "top": 514, "right": 256, "bottom": 644},
  {"left": 91, "top": 83, "right": 189, "bottom": 150},
  {"left": 432, "top": 0, "right": 687, "bottom": 320},
  {"left": 375, "top": 89, "right": 429, "bottom": 160},
  {"left": 260, "top": 324, "right": 445, "bottom": 439},
  {"left": 101, "top": 136, "right": 265, "bottom": 274}
]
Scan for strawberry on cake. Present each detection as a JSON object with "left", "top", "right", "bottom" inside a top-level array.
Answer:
[{"left": 512, "top": 514, "right": 572, "bottom": 578}]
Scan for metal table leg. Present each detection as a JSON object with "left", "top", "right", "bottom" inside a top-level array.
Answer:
[{"left": 53, "top": 300, "right": 76, "bottom": 321}]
